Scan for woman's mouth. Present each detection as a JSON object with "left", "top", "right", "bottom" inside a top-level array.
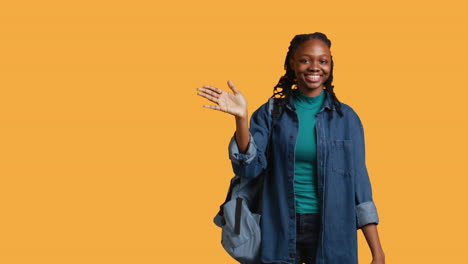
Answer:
[{"left": 305, "top": 74, "right": 322, "bottom": 82}]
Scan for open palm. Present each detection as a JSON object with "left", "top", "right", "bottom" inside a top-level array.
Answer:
[{"left": 197, "top": 80, "right": 248, "bottom": 118}]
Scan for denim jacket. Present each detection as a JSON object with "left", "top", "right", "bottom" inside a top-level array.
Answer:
[{"left": 228, "top": 90, "right": 379, "bottom": 264}]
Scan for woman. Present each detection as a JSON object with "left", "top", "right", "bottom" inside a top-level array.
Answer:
[{"left": 197, "top": 32, "right": 385, "bottom": 264}]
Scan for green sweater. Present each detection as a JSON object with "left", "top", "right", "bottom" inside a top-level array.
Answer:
[{"left": 292, "top": 88, "right": 325, "bottom": 213}]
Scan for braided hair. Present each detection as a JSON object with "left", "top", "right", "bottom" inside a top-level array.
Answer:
[{"left": 272, "top": 32, "right": 343, "bottom": 119}]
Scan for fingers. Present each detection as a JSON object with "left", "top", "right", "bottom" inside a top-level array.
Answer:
[
  {"left": 197, "top": 84, "right": 230, "bottom": 114},
  {"left": 197, "top": 89, "right": 219, "bottom": 104},
  {"left": 202, "top": 104, "right": 221, "bottom": 111},
  {"left": 199, "top": 85, "right": 223, "bottom": 95},
  {"left": 227, "top": 80, "right": 239, "bottom": 94}
]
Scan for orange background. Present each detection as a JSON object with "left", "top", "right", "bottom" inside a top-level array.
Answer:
[{"left": 1, "top": 0, "right": 467, "bottom": 263}]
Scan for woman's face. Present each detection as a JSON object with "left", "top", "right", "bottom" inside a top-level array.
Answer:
[{"left": 289, "top": 39, "right": 332, "bottom": 95}]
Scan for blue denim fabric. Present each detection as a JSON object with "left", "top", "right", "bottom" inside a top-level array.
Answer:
[{"left": 228, "top": 90, "right": 379, "bottom": 264}]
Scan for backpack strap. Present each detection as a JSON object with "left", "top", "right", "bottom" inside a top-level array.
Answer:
[{"left": 269, "top": 97, "right": 284, "bottom": 121}]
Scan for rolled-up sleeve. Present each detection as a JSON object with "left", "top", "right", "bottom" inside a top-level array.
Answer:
[
  {"left": 228, "top": 100, "right": 272, "bottom": 179},
  {"left": 228, "top": 133, "right": 257, "bottom": 165},
  {"left": 351, "top": 112, "right": 379, "bottom": 229}
]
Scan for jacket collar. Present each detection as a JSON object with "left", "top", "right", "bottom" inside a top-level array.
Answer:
[{"left": 285, "top": 89, "right": 335, "bottom": 112}]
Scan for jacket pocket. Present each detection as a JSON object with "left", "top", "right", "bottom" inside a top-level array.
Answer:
[{"left": 329, "top": 139, "right": 353, "bottom": 175}]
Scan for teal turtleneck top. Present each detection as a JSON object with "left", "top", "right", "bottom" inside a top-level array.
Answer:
[{"left": 292, "top": 88, "right": 325, "bottom": 213}]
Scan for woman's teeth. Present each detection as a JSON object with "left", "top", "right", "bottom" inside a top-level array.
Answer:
[{"left": 306, "top": 74, "right": 321, "bottom": 82}]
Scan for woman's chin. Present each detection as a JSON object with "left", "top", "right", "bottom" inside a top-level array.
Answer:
[{"left": 299, "top": 84, "right": 324, "bottom": 91}]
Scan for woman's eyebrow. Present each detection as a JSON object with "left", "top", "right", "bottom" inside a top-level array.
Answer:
[{"left": 299, "top": 54, "right": 329, "bottom": 57}]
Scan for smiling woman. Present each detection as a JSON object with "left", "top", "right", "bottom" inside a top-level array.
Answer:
[
  {"left": 289, "top": 39, "right": 332, "bottom": 96},
  {"left": 197, "top": 32, "right": 385, "bottom": 264}
]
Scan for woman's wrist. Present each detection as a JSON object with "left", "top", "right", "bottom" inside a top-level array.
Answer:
[
  {"left": 372, "top": 250, "right": 385, "bottom": 259},
  {"left": 235, "top": 109, "right": 248, "bottom": 120},
  {"left": 234, "top": 111, "right": 249, "bottom": 153}
]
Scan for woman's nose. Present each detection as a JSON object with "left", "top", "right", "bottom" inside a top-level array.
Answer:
[
  {"left": 308, "top": 65, "right": 320, "bottom": 72},
  {"left": 308, "top": 60, "right": 320, "bottom": 71}
]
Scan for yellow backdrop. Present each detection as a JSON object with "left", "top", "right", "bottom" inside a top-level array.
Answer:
[{"left": 1, "top": 0, "right": 467, "bottom": 263}]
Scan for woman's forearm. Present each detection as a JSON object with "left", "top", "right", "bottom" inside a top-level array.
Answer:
[
  {"left": 361, "top": 224, "right": 385, "bottom": 261},
  {"left": 235, "top": 114, "right": 250, "bottom": 153}
]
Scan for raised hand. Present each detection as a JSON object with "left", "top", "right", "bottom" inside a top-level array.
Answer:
[{"left": 197, "top": 80, "right": 248, "bottom": 119}]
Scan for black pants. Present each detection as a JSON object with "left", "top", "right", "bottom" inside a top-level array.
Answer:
[
  {"left": 263, "top": 213, "right": 321, "bottom": 264},
  {"left": 294, "top": 213, "right": 320, "bottom": 264}
]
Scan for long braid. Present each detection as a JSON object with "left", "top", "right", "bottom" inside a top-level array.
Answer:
[{"left": 272, "top": 32, "right": 343, "bottom": 119}]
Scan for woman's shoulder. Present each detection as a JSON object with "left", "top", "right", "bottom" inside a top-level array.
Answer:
[
  {"left": 248, "top": 98, "right": 274, "bottom": 123},
  {"left": 252, "top": 97, "right": 284, "bottom": 114},
  {"left": 338, "top": 101, "right": 364, "bottom": 127},
  {"left": 339, "top": 101, "right": 357, "bottom": 115},
  {"left": 252, "top": 98, "right": 272, "bottom": 113}
]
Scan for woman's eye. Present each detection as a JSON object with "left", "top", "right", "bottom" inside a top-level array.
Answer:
[
  {"left": 300, "top": 59, "right": 309, "bottom": 63},
  {"left": 320, "top": 60, "right": 327, "bottom": 64}
]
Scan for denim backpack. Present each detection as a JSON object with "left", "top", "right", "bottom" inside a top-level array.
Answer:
[{"left": 213, "top": 98, "right": 283, "bottom": 264}]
